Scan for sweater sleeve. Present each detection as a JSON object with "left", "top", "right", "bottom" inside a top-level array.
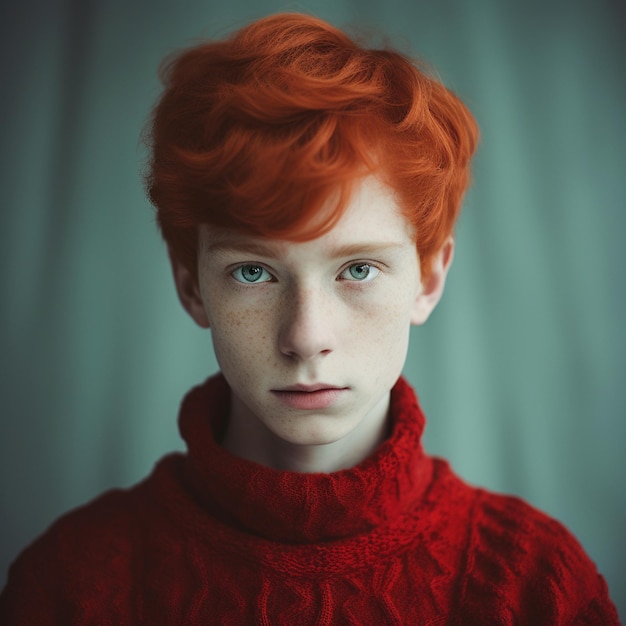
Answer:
[
  {"left": 1, "top": 535, "right": 73, "bottom": 625},
  {"left": 454, "top": 489, "right": 621, "bottom": 625},
  {"left": 0, "top": 489, "right": 136, "bottom": 626}
]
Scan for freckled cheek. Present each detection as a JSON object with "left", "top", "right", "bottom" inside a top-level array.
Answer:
[
  {"left": 350, "top": 299, "right": 413, "bottom": 361},
  {"left": 352, "top": 290, "right": 413, "bottom": 326},
  {"left": 209, "top": 305, "right": 276, "bottom": 371}
]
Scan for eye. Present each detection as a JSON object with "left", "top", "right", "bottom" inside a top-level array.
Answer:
[
  {"left": 339, "top": 263, "right": 380, "bottom": 282},
  {"left": 231, "top": 264, "right": 273, "bottom": 284}
]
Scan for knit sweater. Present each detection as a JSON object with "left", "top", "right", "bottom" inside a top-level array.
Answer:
[{"left": 0, "top": 375, "right": 620, "bottom": 625}]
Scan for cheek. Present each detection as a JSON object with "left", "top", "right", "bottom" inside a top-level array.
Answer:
[
  {"left": 374, "top": 311, "right": 412, "bottom": 357},
  {"left": 208, "top": 303, "right": 275, "bottom": 374},
  {"left": 349, "top": 294, "right": 414, "bottom": 361}
]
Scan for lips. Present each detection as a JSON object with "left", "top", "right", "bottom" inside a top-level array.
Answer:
[
  {"left": 271, "top": 384, "right": 347, "bottom": 410},
  {"left": 278, "top": 383, "right": 341, "bottom": 392}
]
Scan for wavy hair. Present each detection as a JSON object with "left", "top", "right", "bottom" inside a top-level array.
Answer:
[{"left": 145, "top": 13, "right": 479, "bottom": 280}]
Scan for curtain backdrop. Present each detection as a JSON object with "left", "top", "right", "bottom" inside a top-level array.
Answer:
[{"left": 1, "top": 0, "right": 624, "bottom": 616}]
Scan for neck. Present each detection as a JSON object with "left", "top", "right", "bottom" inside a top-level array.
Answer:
[{"left": 221, "top": 393, "right": 391, "bottom": 473}]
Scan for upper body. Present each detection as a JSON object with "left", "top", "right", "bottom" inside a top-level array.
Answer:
[
  {"left": 0, "top": 375, "right": 618, "bottom": 625},
  {"left": 1, "top": 12, "right": 620, "bottom": 625}
]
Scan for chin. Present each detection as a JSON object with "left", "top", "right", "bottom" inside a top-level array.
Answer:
[{"left": 270, "top": 418, "right": 356, "bottom": 448}]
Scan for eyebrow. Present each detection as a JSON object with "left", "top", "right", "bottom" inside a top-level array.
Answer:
[
  {"left": 206, "top": 240, "right": 286, "bottom": 259},
  {"left": 205, "top": 239, "right": 407, "bottom": 259}
]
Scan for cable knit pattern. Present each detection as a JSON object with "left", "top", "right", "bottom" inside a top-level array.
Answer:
[{"left": 0, "top": 375, "right": 620, "bottom": 625}]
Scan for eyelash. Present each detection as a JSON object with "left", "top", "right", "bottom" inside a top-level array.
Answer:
[
  {"left": 337, "top": 262, "right": 381, "bottom": 283},
  {"left": 230, "top": 264, "right": 274, "bottom": 284},
  {"left": 230, "top": 262, "right": 382, "bottom": 285}
]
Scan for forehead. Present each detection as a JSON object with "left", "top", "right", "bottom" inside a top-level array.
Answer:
[{"left": 199, "top": 176, "right": 416, "bottom": 257}]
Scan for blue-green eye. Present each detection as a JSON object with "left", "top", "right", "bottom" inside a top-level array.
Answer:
[
  {"left": 232, "top": 264, "right": 273, "bottom": 283},
  {"left": 340, "top": 263, "right": 380, "bottom": 282}
]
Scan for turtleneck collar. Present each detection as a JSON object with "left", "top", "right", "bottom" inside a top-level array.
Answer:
[{"left": 178, "top": 374, "right": 433, "bottom": 544}]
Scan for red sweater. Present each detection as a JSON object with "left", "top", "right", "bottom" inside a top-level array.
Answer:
[{"left": 0, "top": 376, "right": 619, "bottom": 625}]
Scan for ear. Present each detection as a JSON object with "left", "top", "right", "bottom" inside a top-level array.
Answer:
[
  {"left": 411, "top": 237, "right": 454, "bottom": 326},
  {"left": 169, "top": 246, "right": 211, "bottom": 329}
]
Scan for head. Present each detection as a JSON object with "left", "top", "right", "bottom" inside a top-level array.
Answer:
[{"left": 144, "top": 13, "right": 478, "bottom": 469}]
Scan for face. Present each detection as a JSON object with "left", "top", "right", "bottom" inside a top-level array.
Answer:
[{"left": 173, "top": 176, "right": 452, "bottom": 458}]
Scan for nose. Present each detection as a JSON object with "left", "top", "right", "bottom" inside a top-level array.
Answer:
[{"left": 278, "top": 285, "right": 335, "bottom": 361}]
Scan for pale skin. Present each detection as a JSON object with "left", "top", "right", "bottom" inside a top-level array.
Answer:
[{"left": 172, "top": 176, "right": 453, "bottom": 473}]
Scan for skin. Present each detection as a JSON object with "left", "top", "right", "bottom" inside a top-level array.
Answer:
[{"left": 172, "top": 176, "right": 453, "bottom": 473}]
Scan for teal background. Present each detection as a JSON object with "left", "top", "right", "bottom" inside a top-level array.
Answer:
[{"left": 1, "top": 0, "right": 624, "bottom": 617}]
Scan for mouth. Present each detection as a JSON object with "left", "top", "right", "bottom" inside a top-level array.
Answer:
[
  {"left": 271, "top": 384, "right": 348, "bottom": 410},
  {"left": 277, "top": 383, "right": 344, "bottom": 393}
]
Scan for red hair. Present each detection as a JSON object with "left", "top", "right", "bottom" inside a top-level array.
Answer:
[{"left": 145, "top": 13, "right": 479, "bottom": 280}]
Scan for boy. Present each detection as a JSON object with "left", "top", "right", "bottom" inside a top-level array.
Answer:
[{"left": 0, "top": 12, "right": 619, "bottom": 625}]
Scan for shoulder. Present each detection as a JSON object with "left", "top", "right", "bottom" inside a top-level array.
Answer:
[
  {"left": 467, "top": 489, "right": 593, "bottom": 582},
  {"left": 456, "top": 486, "right": 619, "bottom": 625},
  {"left": 0, "top": 454, "right": 183, "bottom": 624}
]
